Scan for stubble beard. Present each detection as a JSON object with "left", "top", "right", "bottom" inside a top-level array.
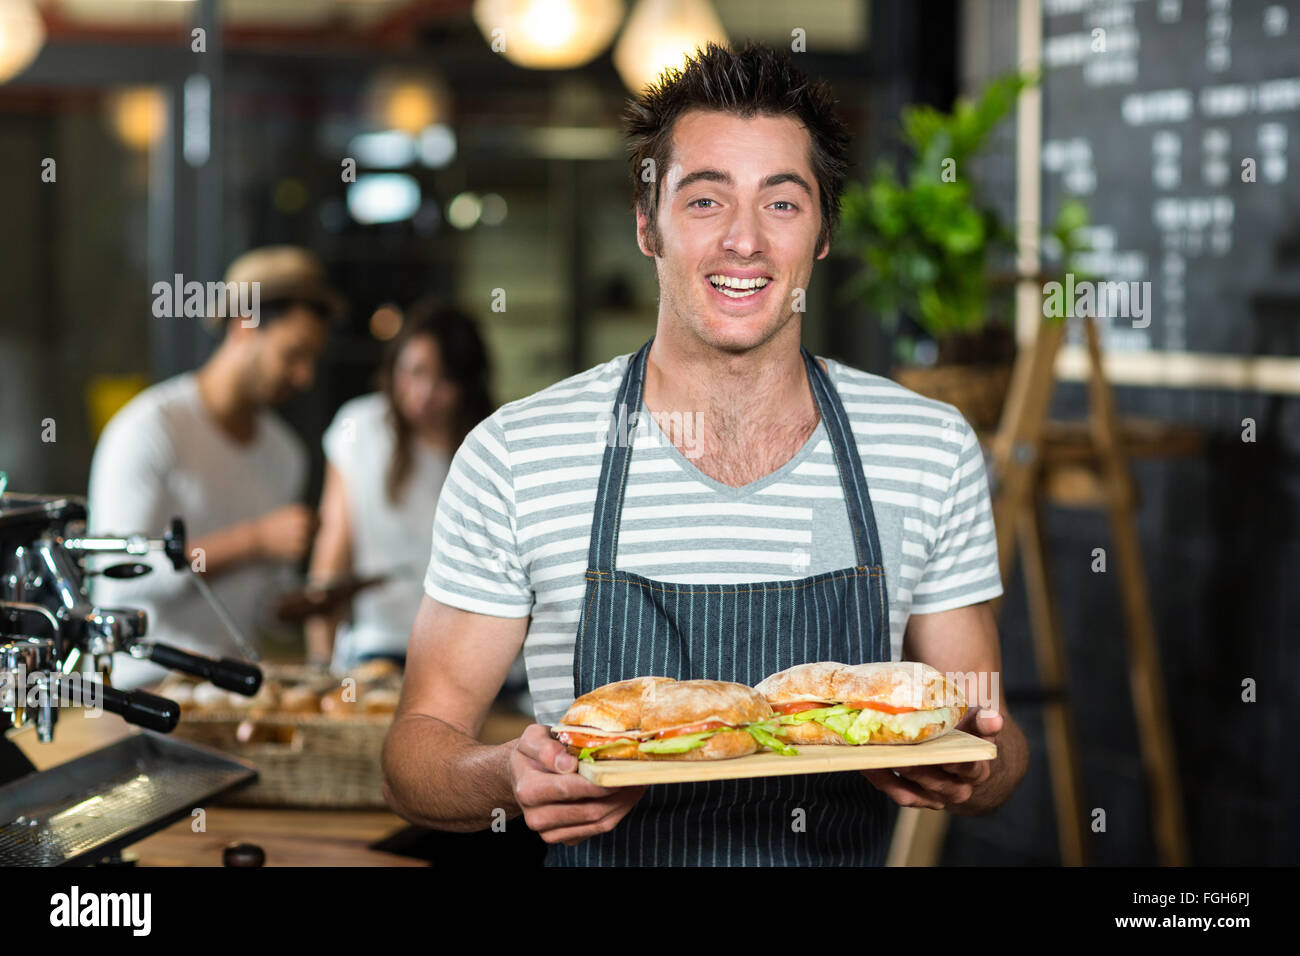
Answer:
[{"left": 658, "top": 262, "right": 790, "bottom": 356}]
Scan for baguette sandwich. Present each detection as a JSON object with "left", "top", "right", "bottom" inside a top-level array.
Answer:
[
  {"left": 755, "top": 661, "right": 967, "bottom": 745},
  {"left": 551, "top": 676, "right": 797, "bottom": 760}
]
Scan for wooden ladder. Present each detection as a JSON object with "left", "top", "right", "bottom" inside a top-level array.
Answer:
[{"left": 887, "top": 314, "right": 1197, "bottom": 866}]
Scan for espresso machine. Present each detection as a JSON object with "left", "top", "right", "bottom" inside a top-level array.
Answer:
[{"left": 0, "top": 491, "right": 262, "bottom": 864}]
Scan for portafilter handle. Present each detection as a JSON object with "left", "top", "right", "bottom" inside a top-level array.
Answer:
[
  {"left": 137, "top": 641, "right": 263, "bottom": 696},
  {"left": 67, "top": 676, "right": 180, "bottom": 733}
]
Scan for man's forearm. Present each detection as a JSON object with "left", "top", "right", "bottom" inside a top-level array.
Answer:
[
  {"left": 949, "top": 714, "right": 1029, "bottom": 817},
  {"left": 381, "top": 713, "right": 519, "bottom": 831},
  {"left": 189, "top": 521, "right": 260, "bottom": 577}
]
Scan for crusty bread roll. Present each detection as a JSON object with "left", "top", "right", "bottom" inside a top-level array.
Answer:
[
  {"left": 757, "top": 661, "right": 968, "bottom": 744},
  {"left": 639, "top": 679, "right": 773, "bottom": 733},
  {"left": 353, "top": 658, "right": 401, "bottom": 684},
  {"left": 836, "top": 662, "right": 968, "bottom": 713},
  {"left": 558, "top": 728, "right": 763, "bottom": 761},
  {"left": 360, "top": 687, "right": 400, "bottom": 714},
  {"left": 866, "top": 710, "right": 961, "bottom": 744},
  {"left": 555, "top": 677, "right": 772, "bottom": 760},
  {"left": 777, "top": 714, "right": 962, "bottom": 745},
  {"left": 247, "top": 681, "right": 282, "bottom": 712},
  {"left": 163, "top": 682, "right": 195, "bottom": 707},
  {"left": 191, "top": 681, "right": 233, "bottom": 711},
  {"left": 776, "top": 720, "right": 848, "bottom": 745},
  {"left": 753, "top": 661, "right": 846, "bottom": 703},
  {"left": 562, "top": 676, "right": 674, "bottom": 732},
  {"left": 279, "top": 684, "right": 322, "bottom": 714},
  {"left": 320, "top": 685, "right": 363, "bottom": 718},
  {"left": 757, "top": 661, "right": 967, "bottom": 714}
]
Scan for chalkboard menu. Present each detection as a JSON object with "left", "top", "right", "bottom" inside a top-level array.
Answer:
[{"left": 1041, "top": 0, "right": 1300, "bottom": 360}]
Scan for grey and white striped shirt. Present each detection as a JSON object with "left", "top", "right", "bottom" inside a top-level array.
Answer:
[{"left": 424, "top": 350, "right": 1003, "bottom": 726}]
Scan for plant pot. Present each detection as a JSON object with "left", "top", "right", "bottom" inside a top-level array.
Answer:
[
  {"left": 892, "top": 324, "right": 1016, "bottom": 431},
  {"left": 892, "top": 362, "right": 1013, "bottom": 432}
]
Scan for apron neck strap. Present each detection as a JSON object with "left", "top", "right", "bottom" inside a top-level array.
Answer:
[
  {"left": 586, "top": 337, "right": 652, "bottom": 573},
  {"left": 799, "top": 346, "right": 883, "bottom": 568},
  {"left": 587, "top": 337, "right": 884, "bottom": 572}
]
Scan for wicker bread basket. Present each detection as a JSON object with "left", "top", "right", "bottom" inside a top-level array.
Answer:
[
  {"left": 170, "top": 710, "right": 394, "bottom": 809},
  {"left": 163, "top": 663, "right": 398, "bottom": 809},
  {"left": 165, "top": 664, "right": 533, "bottom": 810}
]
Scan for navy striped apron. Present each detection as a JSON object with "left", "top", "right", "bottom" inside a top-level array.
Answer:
[{"left": 546, "top": 337, "right": 894, "bottom": 867}]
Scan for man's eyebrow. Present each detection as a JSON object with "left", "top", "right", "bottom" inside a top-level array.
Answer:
[
  {"left": 761, "top": 172, "right": 815, "bottom": 195},
  {"left": 674, "top": 169, "right": 814, "bottom": 196}
]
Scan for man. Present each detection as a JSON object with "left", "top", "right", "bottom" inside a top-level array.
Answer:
[
  {"left": 383, "top": 42, "right": 1028, "bottom": 865},
  {"left": 87, "top": 246, "right": 342, "bottom": 689}
]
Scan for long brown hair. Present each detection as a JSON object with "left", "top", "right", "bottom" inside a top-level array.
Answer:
[{"left": 378, "top": 297, "right": 494, "bottom": 505}]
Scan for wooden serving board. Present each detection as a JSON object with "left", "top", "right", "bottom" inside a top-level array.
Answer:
[{"left": 576, "top": 730, "right": 996, "bottom": 787}]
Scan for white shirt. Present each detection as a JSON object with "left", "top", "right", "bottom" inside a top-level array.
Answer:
[
  {"left": 86, "top": 372, "right": 307, "bottom": 689},
  {"left": 322, "top": 392, "right": 450, "bottom": 669}
]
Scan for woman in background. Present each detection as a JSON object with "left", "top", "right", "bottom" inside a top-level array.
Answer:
[{"left": 306, "top": 297, "right": 493, "bottom": 672}]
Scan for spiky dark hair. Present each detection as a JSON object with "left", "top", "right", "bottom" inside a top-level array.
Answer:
[{"left": 621, "top": 40, "right": 852, "bottom": 258}]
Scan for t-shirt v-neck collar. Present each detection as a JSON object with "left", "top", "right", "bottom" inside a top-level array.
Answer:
[{"left": 636, "top": 396, "right": 828, "bottom": 500}]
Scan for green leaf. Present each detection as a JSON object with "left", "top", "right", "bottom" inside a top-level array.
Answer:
[
  {"left": 778, "top": 704, "right": 855, "bottom": 724},
  {"left": 637, "top": 729, "right": 724, "bottom": 754},
  {"left": 746, "top": 720, "right": 798, "bottom": 756},
  {"left": 577, "top": 739, "right": 634, "bottom": 761}
]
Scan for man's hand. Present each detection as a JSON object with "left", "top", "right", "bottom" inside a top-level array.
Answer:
[
  {"left": 253, "top": 504, "right": 317, "bottom": 562},
  {"left": 509, "top": 724, "right": 646, "bottom": 846},
  {"left": 861, "top": 708, "right": 1002, "bottom": 811}
]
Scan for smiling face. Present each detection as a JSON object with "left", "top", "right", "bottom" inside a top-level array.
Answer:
[{"left": 637, "top": 109, "right": 829, "bottom": 355}]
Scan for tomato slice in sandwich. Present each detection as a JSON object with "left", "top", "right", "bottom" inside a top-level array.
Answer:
[
  {"left": 556, "top": 730, "right": 635, "bottom": 748},
  {"left": 654, "top": 720, "right": 729, "bottom": 739},
  {"left": 771, "top": 701, "right": 832, "bottom": 715},
  {"left": 846, "top": 700, "right": 920, "bottom": 714}
]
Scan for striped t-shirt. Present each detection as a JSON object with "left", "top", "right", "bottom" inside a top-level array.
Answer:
[{"left": 424, "top": 350, "right": 1003, "bottom": 726}]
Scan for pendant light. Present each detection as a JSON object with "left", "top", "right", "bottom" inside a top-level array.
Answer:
[
  {"left": 0, "top": 0, "right": 45, "bottom": 84},
  {"left": 473, "top": 0, "right": 625, "bottom": 70},
  {"left": 613, "top": 0, "right": 727, "bottom": 92}
]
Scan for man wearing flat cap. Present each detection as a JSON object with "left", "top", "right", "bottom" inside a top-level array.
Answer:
[{"left": 88, "top": 246, "right": 345, "bottom": 688}]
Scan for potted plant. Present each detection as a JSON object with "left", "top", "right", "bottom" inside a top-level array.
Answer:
[{"left": 836, "top": 71, "right": 1087, "bottom": 430}]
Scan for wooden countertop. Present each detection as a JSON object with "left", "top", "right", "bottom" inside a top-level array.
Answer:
[
  {"left": 128, "top": 806, "right": 425, "bottom": 867},
  {"left": 6, "top": 703, "right": 530, "bottom": 867}
]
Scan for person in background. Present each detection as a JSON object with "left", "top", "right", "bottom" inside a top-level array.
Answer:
[
  {"left": 87, "top": 246, "right": 342, "bottom": 689},
  {"left": 305, "top": 298, "right": 493, "bottom": 674}
]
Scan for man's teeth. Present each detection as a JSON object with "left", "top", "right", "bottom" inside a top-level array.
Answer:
[{"left": 708, "top": 275, "right": 770, "bottom": 298}]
